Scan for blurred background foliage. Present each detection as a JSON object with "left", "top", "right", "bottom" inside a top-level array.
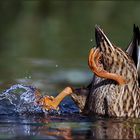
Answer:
[{"left": 0, "top": 1, "right": 140, "bottom": 94}]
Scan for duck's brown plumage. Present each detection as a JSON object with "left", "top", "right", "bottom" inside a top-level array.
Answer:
[
  {"left": 71, "top": 25, "right": 140, "bottom": 118},
  {"left": 38, "top": 25, "right": 140, "bottom": 118}
]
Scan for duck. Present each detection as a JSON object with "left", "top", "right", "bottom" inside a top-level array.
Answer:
[
  {"left": 37, "top": 25, "right": 140, "bottom": 118},
  {"left": 82, "top": 25, "right": 140, "bottom": 117}
]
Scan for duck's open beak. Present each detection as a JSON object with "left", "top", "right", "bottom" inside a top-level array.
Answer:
[
  {"left": 126, "top": 25, "right": 140, "bottom": 81},
  {"left": 95, "top": 25, "right": 115, "bottom": 51}
]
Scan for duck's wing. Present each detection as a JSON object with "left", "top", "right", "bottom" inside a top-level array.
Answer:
[{"left": 126, "top": 24, "right": 140, "bottom": 84}]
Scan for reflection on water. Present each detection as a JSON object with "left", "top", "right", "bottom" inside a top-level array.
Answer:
[
  {"left": 0, "top": 1, "right": 140, "bottom": 139},
  {"left": 1, "top": 115, "right": 140, "bottom": 139}
]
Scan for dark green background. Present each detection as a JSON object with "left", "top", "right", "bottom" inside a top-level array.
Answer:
[{"left": 0, "top": 1, "right": 139, "bottom": 94}]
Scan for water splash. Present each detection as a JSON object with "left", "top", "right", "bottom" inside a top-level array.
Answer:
[
  {"left": 0, "top": 84, "right": 42, "bottom": 115},
  {"left": 0, "top": 84, "right": 79, "bottom": 116}
]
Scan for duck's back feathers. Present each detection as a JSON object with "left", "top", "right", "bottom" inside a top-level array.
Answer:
[{"left": 126, "top": 24, "right": 140, "bottom": 84}]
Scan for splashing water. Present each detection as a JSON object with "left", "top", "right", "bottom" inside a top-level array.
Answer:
[
  {"left": 0, "top": 84, "right": 79, "bottom": 115},
  {"left": 0, "top": 84, "right": 43, "bottom": 115}
]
